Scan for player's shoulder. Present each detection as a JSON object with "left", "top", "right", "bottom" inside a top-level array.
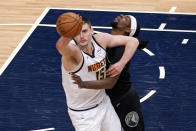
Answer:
[
  {"left": 93, "top": 32, "right": 112, "bottom": 49},
  {"left": 94, "top": 32, "right": 111, "bottom": 38},
  {"left": 93, "top": 32, "right": 112, "bottom": 43}
]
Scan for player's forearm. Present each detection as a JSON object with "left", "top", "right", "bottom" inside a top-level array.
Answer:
[
  {"left": 56, "top": 37, "right": 72, "bottom": 56},
  {"left": 119, "top": 38, "right": 139, "bottom": 66},
  {"left": 81, "top": 76, "right": 118, "bottom": 89}
]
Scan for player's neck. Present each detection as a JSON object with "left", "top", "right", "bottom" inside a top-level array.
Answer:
[
  {"left": 80, "top": 42, "right": 93, "bottom": 54},
  {"left": 111, "top": 29, "right": 129, "bottom": 36},
  {"left": 111, "top": 30, "right": 123, "bottom": 35}
]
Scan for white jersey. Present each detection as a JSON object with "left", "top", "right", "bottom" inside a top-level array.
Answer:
[{"left": 61, "top": 36, "right": 107, "bottom": 110}]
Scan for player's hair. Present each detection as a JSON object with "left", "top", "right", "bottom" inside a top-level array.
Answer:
[
  {"left": 110, "top": 21, "right": 118, "bottom": 29},
  {"left": 82, "top": 17, "right": 92, "bottom": 28},
  {"left": 110, "top": 21, "right": 130, "bottom": 36}
]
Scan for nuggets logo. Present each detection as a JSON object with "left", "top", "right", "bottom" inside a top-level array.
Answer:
[{"left": 88, "top": 58, "right": 106, "bottom": 72}]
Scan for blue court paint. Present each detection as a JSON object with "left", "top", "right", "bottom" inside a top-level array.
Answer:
[
  {"left": 0, "top": 27, "right": 74, "bottom": 131},
  {"left": 131, "top": 30, "right": 196, "bottom": 131},
  {"left": 41, "top": 9, "right": 196, "bottom": 30},
  {"left": 0, "top": 9, "right": 196, "bottom": 131}
]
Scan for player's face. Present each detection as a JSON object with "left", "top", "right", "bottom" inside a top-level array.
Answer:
[
  {"left": 74, "top": 23, "right": 93, "bottom": 47},
  {"left": 111, "top": 15, "right": 131, "bottom": 35}
]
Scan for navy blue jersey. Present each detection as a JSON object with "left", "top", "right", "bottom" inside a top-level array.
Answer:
[{"left": 106, "top": 46, "right": 132, "bottom": 101}]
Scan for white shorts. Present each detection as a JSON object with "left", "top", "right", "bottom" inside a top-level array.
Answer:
[{"left": 68, "top": 95, "right": 122, "bottom": 131}]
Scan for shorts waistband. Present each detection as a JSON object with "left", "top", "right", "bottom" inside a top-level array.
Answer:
[{"left": 68, "top": 104, "right": 99, "bottom": 112}]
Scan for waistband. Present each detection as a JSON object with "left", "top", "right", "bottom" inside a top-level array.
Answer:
[{"left": 68, "top": 104, "right": 99, "bottom": 112}]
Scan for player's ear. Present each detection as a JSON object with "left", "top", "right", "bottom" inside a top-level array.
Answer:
[{"left": 91, "top": 28, "right": 94, "bottom": 34}]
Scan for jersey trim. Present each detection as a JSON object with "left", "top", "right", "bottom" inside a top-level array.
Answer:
[
  {"left": 92, "top": 35, "right": 106, "bottom": 51},
  {"left": 82, "top": 42, "right": 95, "bottom": 58},
  {"left": 70, "top": 55, "right": 84, "bottom": 73},
  {"left": 72, "top": 38, "right": 77, "bottom": 45},
  {"left": 68, "top": 104, "right": 99, "bottom": 111},
  {"left": 73, "top": 38, "right": 96, "bottom": 58},
  {"left": 106, "top": 55, "right": 112, "bottom": 64}
]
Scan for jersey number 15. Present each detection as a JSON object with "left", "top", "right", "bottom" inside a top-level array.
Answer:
[{"left": 96, "top": 67, "right": 106, "bottom": 80}]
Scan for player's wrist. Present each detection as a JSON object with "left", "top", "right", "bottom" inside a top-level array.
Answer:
[{"left": 119, "top": 59, "right": 126, "bottom": 68}]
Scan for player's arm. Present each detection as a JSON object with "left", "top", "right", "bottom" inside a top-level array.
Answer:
[
  {"left": 56, "top": 37, "right": 82, "bottom": 69},
  {"left": 56, "top": 37, "right": 74, "bottom": 56},
  {"left": 95, "top": 33, "right": 139, "bottom": 77},
  {"left": 71, "top": 73, "right": 119, "bottom": 89}
]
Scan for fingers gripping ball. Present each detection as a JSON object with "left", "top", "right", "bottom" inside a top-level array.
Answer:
[{"left": 56, "top": 12, "right": 83, "bottom": 38}]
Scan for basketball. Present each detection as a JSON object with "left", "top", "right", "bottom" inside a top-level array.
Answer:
[{"left": 56, "top": 12, "right": 83, "bottom": 38}]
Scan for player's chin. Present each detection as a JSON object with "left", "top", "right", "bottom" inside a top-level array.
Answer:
[
  {"left": 110, "top": 21, "right": 118, "bottom": 28},
  {"left": 79, "top": 41, "right": 88, "bottom": 46}
]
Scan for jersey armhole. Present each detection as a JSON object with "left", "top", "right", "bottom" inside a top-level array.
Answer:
[
  {"left": 92, "top": 35, "right": 106, "bottom": 51},
  {"left": 69, "top": 55, "right": 84, "bottom": 73}
]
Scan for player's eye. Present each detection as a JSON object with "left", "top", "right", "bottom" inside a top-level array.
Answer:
[{"left": 83, "top": 29, "right": 87, "bottom": 33}]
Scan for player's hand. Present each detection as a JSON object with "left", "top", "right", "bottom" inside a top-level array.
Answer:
[
  {"left": 71, "top": 73, "right": 84, "bottom": 88},
  {"left": 106, "top": 62, "right": 124, "bottom": 77}
]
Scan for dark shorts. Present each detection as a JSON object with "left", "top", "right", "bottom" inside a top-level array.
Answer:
[{"left": 111, "top": 87, "right": 145, "bottom": 131}]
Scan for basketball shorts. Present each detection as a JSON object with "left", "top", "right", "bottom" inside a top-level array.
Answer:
[
  {"left": 112, "top": 87, "right": 145, "bottom": 131},
  {"left": 68, "top": 95, "right": 122, "bottom": 131}
]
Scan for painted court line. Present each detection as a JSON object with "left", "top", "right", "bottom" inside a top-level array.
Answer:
[
  {"left": 49, "top": 7, "right": 196, "bottom": 15},
  {"left": 158, "top": 23, "right": 167, "bottom": 30},
  {"left": 159, "top": 66, "right": 165, "bottom": 79},
  {"left": 94, "top": 30, "right": 102, "bottom": 34},
  {"left": 29, "top": 128, "right": 55, "bottom": 131},
  {"left": 182, "top": 39, "right": 189, "bottom": 44},
  {"left": 0, "top": 8, "right": 50, "bottom": 76},
  {"left": 1, "top": 24, "right": 196, "bottom": 33},
  {"left": 41, "top": 25, "right": 196, "bottom": 33},
  {"left": 141, "top": 28, "right": 196, "bottom": 33},
  {"left": 39, "top": 24, "right": 56, "bottom": 27},
  {"left": 142, "top": 48, "right": 155, "bottom": 56},
  {"left": 140, "top": 90, "right": 156, "bottom": 103},
  {"left": 169, "top": 7, "right": 177, "bottom": 13},
  {"left": 39, "top": 24, "right": 196, "bottom": 33}
]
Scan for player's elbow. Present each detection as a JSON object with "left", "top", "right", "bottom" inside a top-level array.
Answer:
[
  {"left": 56, "top": 38, "right": 65, "bottom": 55},
  {"left": 129, "top": 37, "right": 139, "bottom": 49},
  {"left": 133, "top": 37, "right": 139, "bottom": 47},
  {"left": 56, "top": 42, "right": 62, "bottom": 55}
]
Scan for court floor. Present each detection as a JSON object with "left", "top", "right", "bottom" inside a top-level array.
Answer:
[{"left": 0, "top": 8, "right": 196, "bottom": 131}]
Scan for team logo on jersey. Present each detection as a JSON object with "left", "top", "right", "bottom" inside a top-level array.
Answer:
[
  {"left": 125, "top": 111, "right": 139, "bottom": 127},
  {"left": 88, "top": 58, "right": 106, "bottom": 72}
]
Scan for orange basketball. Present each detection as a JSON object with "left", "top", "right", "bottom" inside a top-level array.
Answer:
[{"left": 56, "top": 12, "right": 83, "bottom": 38}]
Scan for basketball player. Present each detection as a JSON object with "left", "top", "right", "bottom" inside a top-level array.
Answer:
[
  {"left": 71, "top": 14, "right": 146, "bottom": 131},
  {"left": 56, "top": 16, "right": 139, "bottom": 131},
  {"left": 110, "top": 14, "right": 149, "bottom": 50}
]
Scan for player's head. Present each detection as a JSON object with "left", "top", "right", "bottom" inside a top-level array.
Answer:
[
  {"left": 82, "top": 17, "right": 92, "bottom": 28},
  {"left": 74, "top": 17, "right": 94, "bottom": 47},
  {"left": 110, "top": 14, "right": 131, "bottom": 36},
  {"left": 110, "top": 14, "right": 133, "bottom": 36}
]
